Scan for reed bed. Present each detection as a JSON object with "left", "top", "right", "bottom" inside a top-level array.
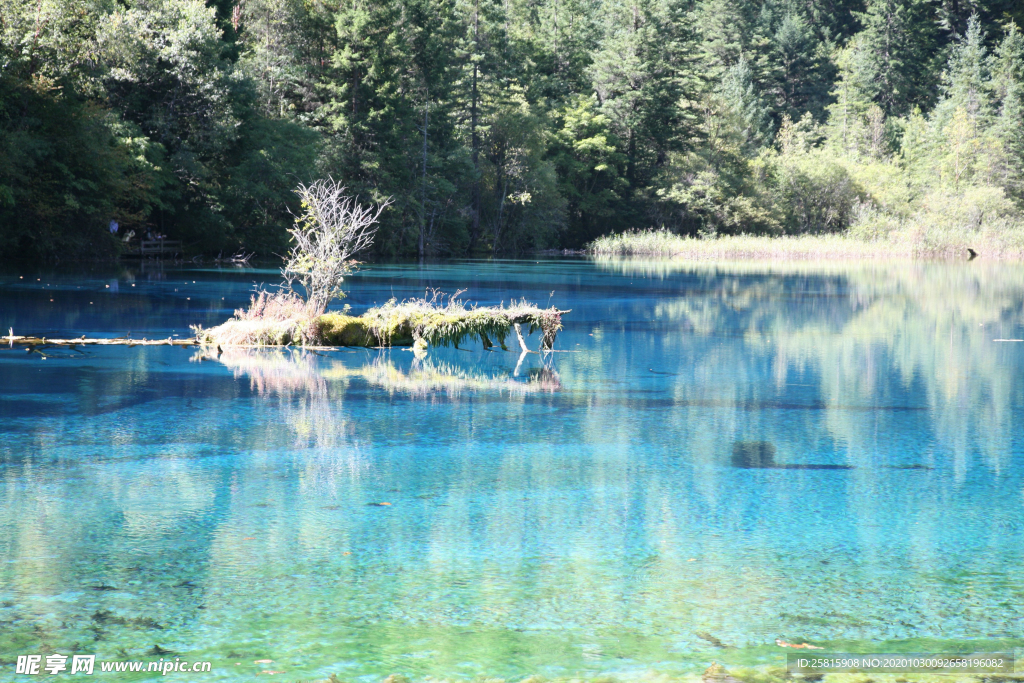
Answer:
[{"left": 588, "top": 225, "right": 1024, "bottom": 261}]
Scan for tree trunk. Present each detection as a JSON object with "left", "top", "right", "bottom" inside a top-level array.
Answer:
[
  {"left": 420, "top": 95, "right": 428, "bottom": 260},
  {"left": 469, "top": 0, "right": 482, "bottom": 251}
]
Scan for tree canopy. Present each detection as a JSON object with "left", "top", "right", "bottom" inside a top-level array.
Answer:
[{"left": 3, "top": 0, "right": 1024, "bottom": 260}]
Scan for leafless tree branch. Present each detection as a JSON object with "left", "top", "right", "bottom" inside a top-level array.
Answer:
[{"left": 284, "top": 178, "right": 392, "bottom": 316}]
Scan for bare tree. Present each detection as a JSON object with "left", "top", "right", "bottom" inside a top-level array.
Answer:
[{"left": 284, "top": 178, "right": 392, "bottom": 316}]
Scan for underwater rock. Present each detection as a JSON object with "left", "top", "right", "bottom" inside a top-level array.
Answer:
[
  {"left": 731, "top": 442, "right": 853, "bottom": 469},
  {"left": 703, "top": 662, "right": 743, "bottom": 683},
  {"left": 731, "top": 442, "right": 777, "bottom": 468},
  {"left": 91, "top": 610, "right": 164, "bottom": 629},
  {"left": 697, "top": 631, "right": 736, "bottom": 649}
]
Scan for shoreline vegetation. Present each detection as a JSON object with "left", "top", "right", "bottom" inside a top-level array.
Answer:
[{"left": 587, "top": 230, "right": 1009, "bottom": 261}]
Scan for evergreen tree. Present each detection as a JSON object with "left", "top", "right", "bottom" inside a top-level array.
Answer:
[
  {"left": 854, "top": 0, "right": 940, "bottom": 116},
  {"left": 989, "top": 21, "right": 1024, "bottom": 196},
  {"left": 935, "top": 14, "right": 991, "bottom": 124},
  {"left": 825, "top": 35, "right": 877, "bottom": 154},
  {"left": 719, "top": 56, "right": 771, "bottom": 154},
  {"left": 451, "top": 0, "right": 512, "bottom": 251},
  {"left": 928, "top": 15, "right": 988, "bottom": 187},
  {"left": 590, "top": 0, "right": 701, "bottom": 200},
  {"left": 769, "top": 10, "right": 834, "bottom": 122},
  {"left": 547, "top": 94, "right": 628, "bottom": 244},
  {"left": 320, "top": 0, "right": 420, "bottom": 253}
]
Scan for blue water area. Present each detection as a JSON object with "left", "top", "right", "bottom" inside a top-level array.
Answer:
[{"left": 1, "top": 259, "right": 1023, "bottom": 681}]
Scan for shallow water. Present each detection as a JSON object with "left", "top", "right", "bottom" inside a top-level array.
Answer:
[{"left": 1, "top": 259, "right": 1023, "bottom": 681}]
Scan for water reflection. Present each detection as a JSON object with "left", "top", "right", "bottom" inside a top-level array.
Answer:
[
  {"left": 592, "top": 257, "right": 1024, "bottom": 476},
  {"left": 194, "top": 348, "right": 562, "bottom": 399},
  {"left": 1, "top": 260, "right": 1023, "bottom": 681}
]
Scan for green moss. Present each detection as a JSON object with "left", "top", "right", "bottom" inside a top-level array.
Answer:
[
  {"left": 314, "top": 314, "right": 380, "bottom": 346},
  {"left": 359, "top": 298, "right": 565, "bottom": 350}
]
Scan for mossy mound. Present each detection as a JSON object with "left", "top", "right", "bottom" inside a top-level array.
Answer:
[{"left": 314, "top": 314, "right": 388, "bottom": 346}]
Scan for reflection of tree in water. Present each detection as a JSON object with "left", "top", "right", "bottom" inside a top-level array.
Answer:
[
  {"left": 189, "top": 349, "right": 563, "bottom": 506},
  {"left": 195, "top": 348, "right": 561, "bottom": 399},
  {"left": 326, "top": 357, "right": 562, "bottom": 397}
]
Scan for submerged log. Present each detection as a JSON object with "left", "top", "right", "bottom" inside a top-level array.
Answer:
[{"left": 6, "top": 333, "right": 198, "bottom": 348}]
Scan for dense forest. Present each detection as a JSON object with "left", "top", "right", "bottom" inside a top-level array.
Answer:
[{"left": 2, "top": 0, "right": 1024, "bottom": 261}]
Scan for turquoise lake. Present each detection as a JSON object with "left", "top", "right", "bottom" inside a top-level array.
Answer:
[{"left": 1, "top": 258, "right": 1023, "bottom": 681}]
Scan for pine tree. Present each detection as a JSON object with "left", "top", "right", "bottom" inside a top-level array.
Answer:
[
  {"left": 855, "top": 0, "right": 940, "bottom": 116},
  {"left": 935, "top": 14, "right": 991, "bottom": 124},
  {"left": 719, "top": 56, "right": 771, "bottom": 154},
  {"left": 547, "top": 94, "right": 627, "bottom": 244},
  {"left": 989, "top": 21, "right": 1024, "bottom": 197},
  {"left": 769, "top": 10, "right": 834, "bottom": 123},
  {"left": 590, "top": 0, "right": 701, "bottom": 196},
  {"left": 405, "top": 0, "right": 470, "bottom": 256},
  {"left": 825, "top": 35, "right": 878, "bottom": 154},
  {"left": 451, "top": 0, "right": 512, "bottom": 251},
  {"left": 930, "top": 15, "right": 990, "bottom": 188}
]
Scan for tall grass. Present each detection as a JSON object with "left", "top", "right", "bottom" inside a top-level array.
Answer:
[
  {"left": 589, "top": 230, "right": 907, "bottom": 260},
  {"left": 192, "top": 289, "right": 313, "bottom": 346},
  {"left": 591, "top": 189, "right": 1024, "bottom": 261}
]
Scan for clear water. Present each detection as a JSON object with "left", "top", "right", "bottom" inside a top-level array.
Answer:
[{"left": 2, "top": 259, "right": 1023, "bottom": 681}]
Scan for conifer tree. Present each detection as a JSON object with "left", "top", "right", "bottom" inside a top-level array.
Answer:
[
  {"left": 590, "top": 0, "right": 701, "bottom": 196},
  {"left": 989, "top": 21, "right": 1024, "bottom": 197},
  {"left": 855, "top": 0, "right": 940, "bottom": 116}
]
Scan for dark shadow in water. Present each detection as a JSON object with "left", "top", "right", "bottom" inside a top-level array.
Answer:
[{"left": 731, "top": 441, "right": 853, "bottom": 469}]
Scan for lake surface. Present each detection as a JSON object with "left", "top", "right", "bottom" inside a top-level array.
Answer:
[{"left": 1, "top": 259, "right": 1023, "bottom": 681}]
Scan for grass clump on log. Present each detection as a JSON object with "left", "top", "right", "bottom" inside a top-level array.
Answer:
[
  {"left": 192, "top": 289, "right": 313, "bottom": 346},
  {"left": 358, "top": 290, "right": 566, "bottom": 351}
]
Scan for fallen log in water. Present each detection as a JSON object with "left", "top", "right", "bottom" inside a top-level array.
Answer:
[
  {"left": 5, "top": 295, "right": 570, "bottom": 354},
  {"left": 196, "top": 292, "right": 570, "bottom": 352},
  {"left": 6, "top": 332, "right": 199, "bottom": 349}
]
